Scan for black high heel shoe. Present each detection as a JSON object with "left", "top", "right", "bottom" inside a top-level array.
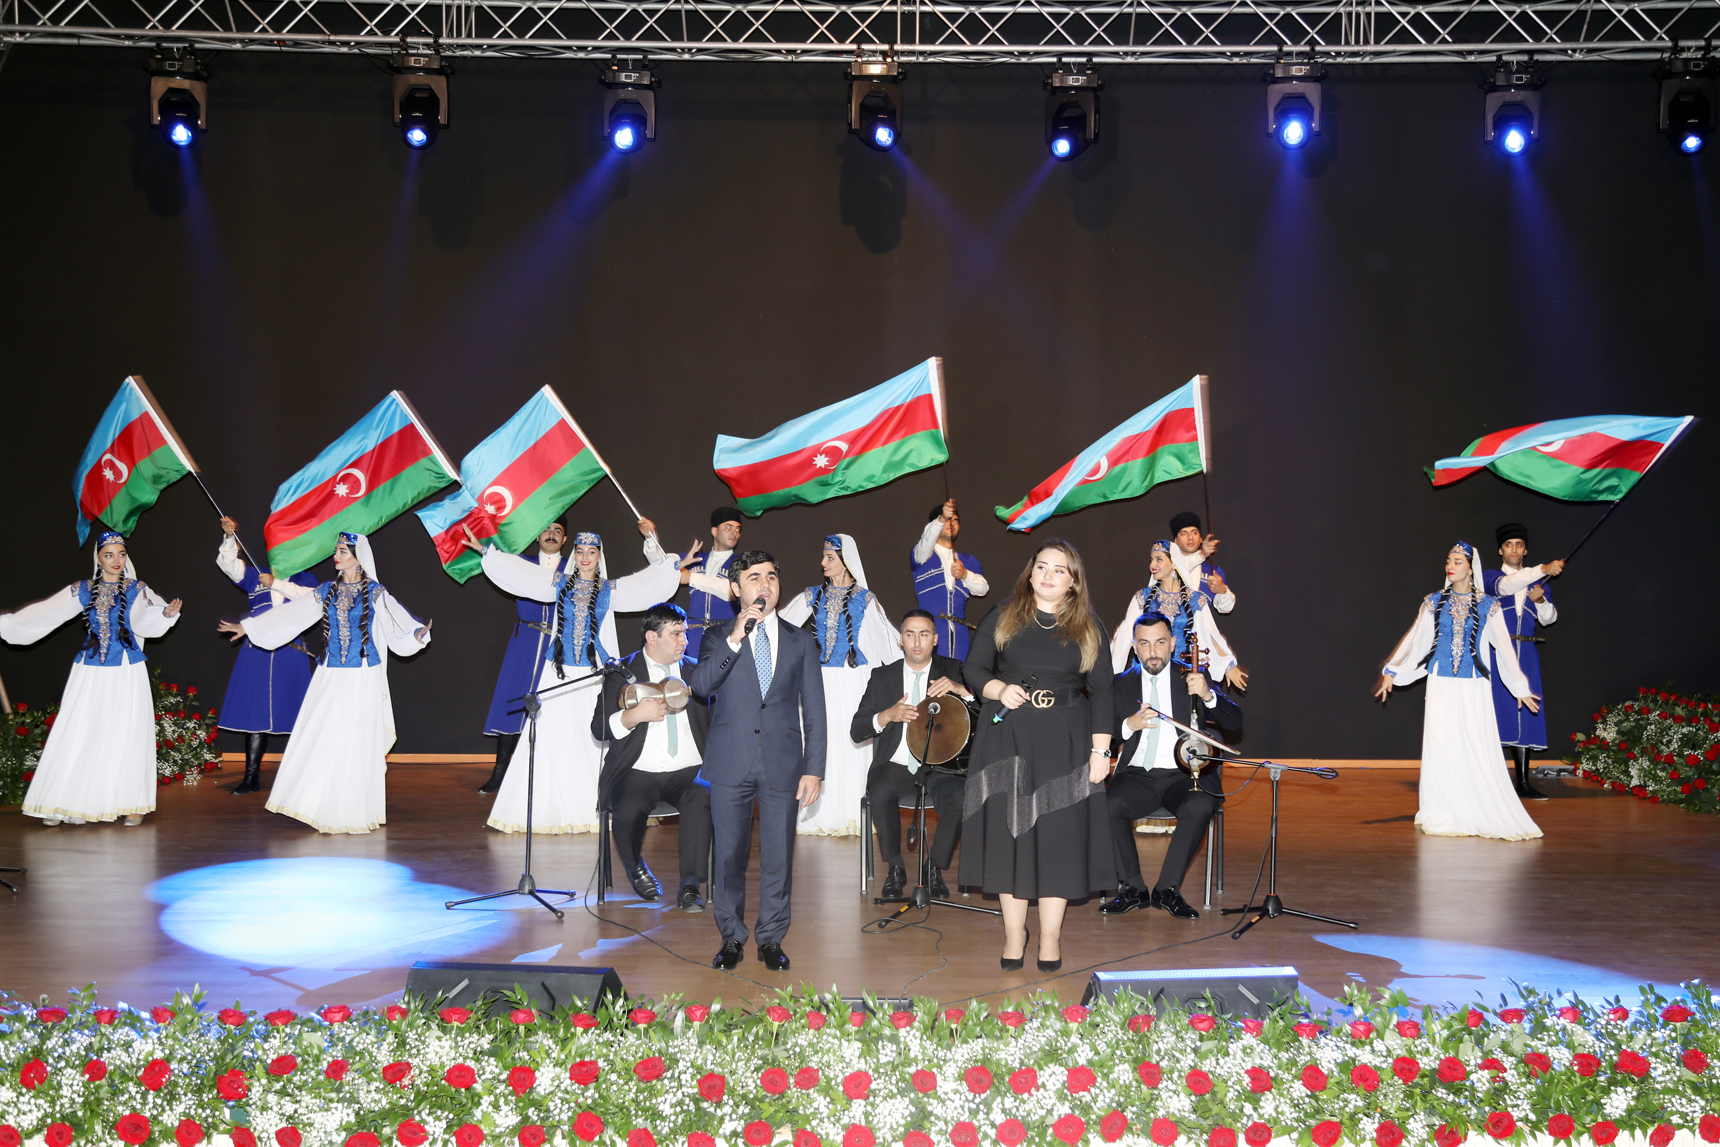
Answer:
[
  {"left": 1037, "top": 936, "right": 1062, "bottom": 973},
  {"left": 1001, "top": 928, "right": 1030, "bottom": 971}
]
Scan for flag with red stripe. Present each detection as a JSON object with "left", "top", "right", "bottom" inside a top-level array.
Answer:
[
  {"left": 263, "top": 391, "right": 458, "bottom": 577},
  {"left": 1427, "top": 414, "right": 1696, "bottom": 501},
  {"left": 996, "top": 376, "right": 1208, "bottom": 532},
  {"left": 415, "top": 387, "right": 610, "bottom": 582},
  {"left": 74, "top": 376, "right": 196, "bottom": 544},
  {"left": 712, "top": 359, "right": 949, "bottom": 516}
]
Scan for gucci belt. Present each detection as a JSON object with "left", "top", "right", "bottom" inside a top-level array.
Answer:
[{"left": 1030, "top": 689, "right": 1056, "bottom": 709}]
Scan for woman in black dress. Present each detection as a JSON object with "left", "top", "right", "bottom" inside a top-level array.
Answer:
[{"left": 961, "top": 539, "right": 1115, "bottom": 972}]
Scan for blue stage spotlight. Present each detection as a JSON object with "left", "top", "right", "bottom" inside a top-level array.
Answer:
[
  {"left": 1658, "top": 56, "right": 1715, "bottom": 155},
  {"left": 392, "top": 49, "right": 449, "bottom": 149},
  {"left": 848, "top": 52, "right": 902, "bottom": 152},
  {"left": 147, "top": 48, "right": 208, "bottom": 147},
  {"left": 1045, "top": 69, "right": 1100, "bottom": 161},
  {"left": 1265, "top": 57, "right": 1323, "bottom": 150},
  {"left": 1484, "top": 64, "right": 1542, "bottom": 155},
  {"left": 603, "top": 63, "right": 658, "bottom": 151}
]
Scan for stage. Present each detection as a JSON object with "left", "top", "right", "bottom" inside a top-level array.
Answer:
[{"left": 2, "top": 764, "right": 1715, "bottom": 1013}]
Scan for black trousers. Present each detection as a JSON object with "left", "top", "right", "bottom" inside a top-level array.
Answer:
[
  {"left": 611, "top": 765, "right": 712, "bottom": 889},
  {"left": 710, "top": 762, "right": 800, "bottom": 946},
  {"left": 866, "top": 761, "right": 964, "bottom": 871},
  {"left": 1105, "top": 767, "right": 1221, "bottom": 892}
]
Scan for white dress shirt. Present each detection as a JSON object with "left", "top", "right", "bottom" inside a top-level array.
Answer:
[
  {"left": 608, "top": 654, "right": 703, "bottom": 773},
  {"left": 1121, "top": 663, "right": 1217, "bottom": 772},
  {"left": 1496, "top": 563, "right": 1558, "bottom": 626},
  {"left": 880, "top": 662, "right": 932, "bottom": 772},
  {"left": 725, "top": 610, "right": 781, "bottom": 680},
  {"left": 913, "top": 519, "right": 991, "bottom": 596}
]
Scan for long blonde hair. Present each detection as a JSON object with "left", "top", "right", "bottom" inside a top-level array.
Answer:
[{"left": 994, "top": 539, "right": 1103, "bottom": 672}]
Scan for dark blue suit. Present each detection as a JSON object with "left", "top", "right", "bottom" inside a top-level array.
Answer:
[{"left": 691, "top": 617, "right": 827, "bottom": 947}]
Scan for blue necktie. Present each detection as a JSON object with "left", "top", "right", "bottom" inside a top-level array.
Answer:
[{"left": 754, "top": 623, "right": 772, "bottom": 697}]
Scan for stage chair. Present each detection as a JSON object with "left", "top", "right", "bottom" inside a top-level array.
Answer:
[
  {"left": 1142, "top": 802, "right": 1224, "bottom": 908},
  {"left": 595, "top": 800, "right": 716, "bottom": 906},
  {"left": 857, "top": 792, "right": 931, "bottom": 895}
]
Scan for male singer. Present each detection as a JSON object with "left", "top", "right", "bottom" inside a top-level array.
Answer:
[{"left": 690, "top": 551, "right": 826, "bottom": 972}]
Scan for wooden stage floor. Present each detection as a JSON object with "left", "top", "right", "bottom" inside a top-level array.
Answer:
[{"left": 2, "top": 764, "right": 1716, "bottom": 1014}]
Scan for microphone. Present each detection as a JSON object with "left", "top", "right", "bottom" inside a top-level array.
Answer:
[
  {"left": 743, "top": 596, "right": 767, "bottom": 636},
  {"left": 992, "top": 676, "right": 1037, "bottom": 724}
]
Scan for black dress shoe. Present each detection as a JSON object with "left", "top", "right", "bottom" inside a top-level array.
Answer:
[
  {"left": 476, "top": 761, "right": 509, "bottom": 794},
  {"left": 1037, "top": 956, "right": 1062, "bottom": 973},
  {"left": 1098, "top": 887, "right": 1147, "bottom": 915},
  {"left": 628, "top": 864, "right": 661, "bottom": 901},
  {"left": 881, "top": 862, "right": 908, "bottom": 899},
  {"left": 677, "top": 885, "right": 705, "bottom": 913},
  {"left": 928, "top": 868, "right": 950, "bottom": 899},
  {"left": 757, "top": 942, "right": 790, "bottom": 971},
  {"left": 711, "top": 939, "right": 744, "bottom": 969},
  {"left": 1152, "top": 886, "right": 1201, "bottom": 920}
]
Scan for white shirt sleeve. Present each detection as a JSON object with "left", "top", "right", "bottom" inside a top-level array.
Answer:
[
  {"left": 241, "top": 590, "right": 325, "bottom": 652},
  {"left": 609, "top": 709, "right": 631, "bottom": 739},
  {"left": 272, "top": 579, "right": 315, "bottom": 602},
  {"left": 1536, "top": 599, "right": 1557, "bottom": 625},
  {"left": 963, "top": 567, "right": 990, "bottom": 596},
  {"left": 913, "top": 518, "right": 942, "bottom": 565},
  {"left": 609, "top": 552, "right": 683, "bottom": 613},
  {"left": 1189, "top": 604, "right": 1238, "bottom": 684},
  {"left": 1484, "top": 605, "right": 1532, "bottom": 699},
  {"left": 858, "top": 596, "right": 903, "bottom": 665},
  {"left": 480, "top": 547, "right": 559, "bottom": 603},
  {"left": 1110, "top": 592, "right": 1147, "bottom": 673},
  {"left": 0, "top": 585, "right": 84, "bottom": 646},
  {"left": 216, "top": 535, "right": 245, "bottom": 584},
  {"left": 369, "top": 587, "right": 432, "bottom": 658},
  {"left": 1495, "top": 564, "right": 1548, "bottom": 597},
  {"left": 1211, "top": 587, "right": 1236, "bottom": 614},
  {"left": 777, "top": 590, "right": 813, "bottom": 628},
  {"left": 129, "top": 584, "right": 179, "bottom": 641},
  {"left": 1381, "top": 600, "right": 1436, "bottom": 687}
]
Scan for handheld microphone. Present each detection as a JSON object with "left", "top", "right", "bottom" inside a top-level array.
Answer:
[
  {"left": 992, "top": 676, "right": 1037, "bottom": 724},
  {"left": 743, "top": 596, "right": 767, "bottom": 636}
]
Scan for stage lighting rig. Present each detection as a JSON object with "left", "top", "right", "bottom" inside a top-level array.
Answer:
[
  {"left": 392, "top": 47, "right": 449, "bottom": 149},
  {"left": 147, "top": 46, "right": 208, "bottom": 148},
  {"left": 1045, "top": 68, "right": 1101, "bottom": 160},
  {"left": 1483, "top": 62, "right": 1543, "bottom": 155},
  {"left": 1657, "top": 53, "right": 1715, "bottom": 154},
  {"left": 602, "top": 62, "right": 658, "bottom": 152},
  {"left": 1264, "top": 55, "right": 1323, "bottom": 149},
  {"left": 847, "top": 51, "right": 902, "bottom": 151}
]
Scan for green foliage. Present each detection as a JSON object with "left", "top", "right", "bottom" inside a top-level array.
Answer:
[{"left": 1568, "top": 686, "right": 1720, "bottom": 814}]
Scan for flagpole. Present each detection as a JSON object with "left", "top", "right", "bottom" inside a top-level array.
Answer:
[
  {"left": 931, "top": 357, "right": 952, "bottom": 503},
  {"left": 1193, "top": 374, "right": 1212, "bottom": 534},
  {"left": 1560, "top": 415, "right": 1698, "bottom": 563}
]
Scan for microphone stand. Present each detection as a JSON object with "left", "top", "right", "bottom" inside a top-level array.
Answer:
[
  {"left": 1217, "top": 758, "right": 1359, "bottom": 937},
  {"left": 446, "top": 664, "right": 621, "bottom": 920}
]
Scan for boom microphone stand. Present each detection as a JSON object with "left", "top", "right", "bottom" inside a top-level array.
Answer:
[{"left": 1218, "top": 759, "right": 1359, "bottom": 937}]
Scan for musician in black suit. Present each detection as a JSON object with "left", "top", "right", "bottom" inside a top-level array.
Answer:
[
  {"left": 1098, "top": 611, "right": 1241, "bottom": 920},
  {"left": 850, "top": 609, "right": 974, "bottom": 900},
  {"left": 592, "top": 602, "right": 712, "bottom": 912},
  {"left": 690, "top": 550, "right": 826, "bottom": 973}
]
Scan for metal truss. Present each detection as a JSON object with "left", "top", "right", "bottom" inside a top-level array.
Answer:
[{"left": 2, "top": 0, "right": 1717, "bottom": 64}]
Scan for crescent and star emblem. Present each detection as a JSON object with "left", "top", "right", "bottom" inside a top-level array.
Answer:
[
  {"left": 1082, "top": 454, "right": 1110, "bottom": 482},
  {"left": 332, "top": 467, "right": 369, "bottom": 498},
  {"left": 481, "top": 485, "right": 514, "bottom": 517},
  {"left": 99, "top": 453, "right": 130, "bottom": 483},
  {"left": 1533, "top": 439, "right": 1568, "bottom": 454},
  {"left": 811, "top": 440, "right": 850, "bottom": 471}
]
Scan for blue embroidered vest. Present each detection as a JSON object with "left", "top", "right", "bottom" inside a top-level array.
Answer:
[
  {"left": 547, "top": 573, "right": 616, "bottom": 669},
  {"left": 1421, "top": 591, "right": 1499, "bottom": 679},
  {"left": 1133, "top": 583, "right": 1212, "bottom": 658},
  {"left": 803, "top": 584, "right": 874, "bottom": 667},
  {"left": 317, "top": 581, "right": 385, "bottom": 668},
  {"left": 75, "top": 579, "right": 148, "bottom": 667}
]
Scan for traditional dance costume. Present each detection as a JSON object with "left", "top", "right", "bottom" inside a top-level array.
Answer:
[
  {"left": 1108, "top": 540, "right": 1240, "bottom": 677},
  {"left": 475, "top": 545, "right": 572, "bottom": 792},
  {"left": 1381, "top": 541, "right": 1542, "bottom": 841},
  {"left": 216, "top": 535, "right": 318, "bottom": 789},
  {"left": 241, "top": 534, "right": 431, "bottom": 834},
  {"left": 1, "top": 534, "right": 179, "bottom": 824},
  {"left": 477, "top": 532, "right": 679, "bottom": 835},
  {"left": 911, "top": 515, "right": 988, "bottom": 659},
  {"left": 778, "top": 534, "right": 901, "bottom": 836},
  {"left": 1167, "top": 510, "right": 1235, "bottom": 614}
]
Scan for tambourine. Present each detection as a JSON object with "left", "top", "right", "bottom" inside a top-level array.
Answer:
[{"left": 622, "top": 678, "right": 691, "bottom": 713}]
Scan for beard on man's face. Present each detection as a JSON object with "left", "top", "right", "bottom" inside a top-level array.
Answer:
[{"left": 1142, "top": 654, "right": 1169, "bottom": 674}]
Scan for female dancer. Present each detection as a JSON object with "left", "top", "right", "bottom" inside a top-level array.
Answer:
[
  {"left": 1374, "top": 541, "right": 1543, "bottom": 840},
  {"left": 962, "top": 539, "right": 1114, "bottom": 971},
  {"left": 463, "top": 519, "right": 680, "bottom": 835},
  {"left": 218, "top": 532, "right": 430, "bottom": 834},
  {"left": 1109, "top": 539, "right": 1244, "bottom": 686},
  {"left": 0, "top": 530, "right": 181, "bottom": 826},
  {"left": 778, "top": 534, "right": 901, "bottom": 836}
]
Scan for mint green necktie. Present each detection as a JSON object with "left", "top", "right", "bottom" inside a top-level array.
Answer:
[
  {"left": 1143, "top": 672, "right": 1161, "bottom": 768},
  {"left": 663, "top": 663, "right": 679, "bottom": 757}
]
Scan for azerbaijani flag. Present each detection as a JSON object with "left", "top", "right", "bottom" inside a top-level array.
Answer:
[
  {"left": 74, "top": 376, "right": 197, "bottom": 544},
  {"left": 713, "top": 358, "right": 949, "bottom": 516},
  {"left": 415, "top": 387, "right": 610, "bottom": 582},
  {"left": 996, "top": 376, "right": 1208, "bottom": 532},
  {"left": 1427, "top": 414, "right": 1696, "bottom": 501},
  {"left": 263, "top": 391, "right": 458, "bottom": 577}
]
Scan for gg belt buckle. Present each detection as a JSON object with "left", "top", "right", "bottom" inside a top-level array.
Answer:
[{"left": 1030, "top": 689, "right": 1056, "bottom": 709}]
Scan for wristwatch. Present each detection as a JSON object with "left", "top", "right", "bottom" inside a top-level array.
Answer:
[{"left": 1090, "top": 747, "right": 1114, "bottom": 759}]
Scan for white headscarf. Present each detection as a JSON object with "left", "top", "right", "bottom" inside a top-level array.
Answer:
[
  {"left": 571, "top": 530, "right": 609, "bottom": 581},
  {"left": 92, "top": 529, "right": 139, "bottom": 582},
  {"left": 828, "top": 533, "right": 869, "bottom": 589},
  {"left": 338, "top": 531, "right": 380, "bottom": 583}
]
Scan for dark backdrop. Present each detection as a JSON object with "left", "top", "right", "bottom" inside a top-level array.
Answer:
[{"left": 1, "top": 47, "right": 1714, "bottom": 757}]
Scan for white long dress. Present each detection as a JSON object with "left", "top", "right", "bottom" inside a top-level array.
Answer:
[
  {"left": 1383, "top": 592, "right": 1543, "bottom": 841},
  {"left": 1, "top": 582, "right": 178, "bottom": 822},
  {"left": 243, "top": 582, "right": 431, "bottom": 834},
  {"left": 479, "top": 540, "right": 680, "bottom": 835},
  {"left": 778, "top": 587, "right": 902, "bottom": 836}
]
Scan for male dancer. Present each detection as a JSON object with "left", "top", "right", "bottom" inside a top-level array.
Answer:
[
  {"left": 1168, "top": 511, "right": 1234, "bottom": 613},
  {"left": 475, "top": 519, "right": 569, "bottom": 794},
  {"left": 1485, "top": 524, "right": 1567, "bottom": 801},
  {"left": 680, "top": 507, "right": 743, "bottom": 636},
  {"left": 911, "top": 498, "right": 988, "bottom": 659},
  {"left": 851, "top": 609, "right": 972, "bottom": 898},
  {"left": 691, "top": 551, "right": 826, "bottom": 972},
  {"left": 593, "top": 603, "right": 711, "bottom": 911}
]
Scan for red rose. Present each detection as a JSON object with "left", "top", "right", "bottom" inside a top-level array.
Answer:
[
  {"left": 1061, "top": 1005, "right": 1090, "bottom": 1024},
  {"left": 575, "top": 1115, "right": 606, "bottom": 1143},
  {"left": 509, "top": 1065, "right": 537, "bottom": 1096},
  {"left": 905, "top": 1133, "right": 934, "bottom": 1147},
  {"left": 265, "top": 1009, "right": 295, "bottom": 1026},
  {"left": 348, "top": 1136, "right": 381, "bottom": 1147},
  {"left": 219, "top": 1008, "right": 247, "bottom": 1026},
  {"left": 1100, "top": 1113, "right": 1128, "bottom": 1144},
  {"left": 397, "top": 1122, "right": 429, "bottom": 1147},
  {"left": 1351, "top": 1064, "right": 1381, "bottom": 1091},
  {"left": 1294, "top": 1022, "right": 1322, "bottom": 1038},
  {"left": 571, "top": 1060, "right": 601, "bottom": 1085},
  {"left": 386, "top": 1005, "right": 409, "bottom": 1021},
  {"left": 686, "top": 1004, "right": 712, "bottom": 1023},
  {"left": 1009, "top": 1067, "right": 1038, "bottom": 1094},
  {"left": 1246, "top": 1067, "right": 1273, "bottom": 1092},
  {"left": 965, "top": 1065, "right": 994, "bottom": 1093},
  {"left": 1129, "top": 1014, "right": 1155, "bottom": 1033},
  {"left": 629, "top": 1132, "right": 657, "bottom": 1147},
  {"left": 1663, "top": 1004, "right": 1694, "bottom": 1023},
  {"left": 1465, "top": 1009, "right": 1484, "bottom": 1028},
  {"left": 1605, "top": 1007, "right": 1630, "bottom": 1021},
  {"left": 117, "top": 1116, "right": 152, "bottom": 1146},
  {"left": 44, "top": 1127, "right": 72, "bottom": 1147},
  {"left": 1651, "top": 1127, "right": 1676, "bottom": 1147},
  {"left": 218, "top": 1069, "right": 249, "bottom": 1099},
  {"left": 1497, "top": 1009, "right": 1525, "bottom": 1024},
  {"left": 382, "top": 1060, "right": 413, "bottom": 1085},
  {"left": 744, "top": 1126, "right": 772, "bottom": 1147},
  {"left": 455, "top": 1125, "right": 485, "bottom": 1147},
  {"left": 1376, "top": 1124, "right": 1404, "bottom": 1147},
  {"left": 795, "top": 1132, "right": 821, "bottom": 1147},
  {"left": 951, "top": 1124, "right": 979, "bottom": 1147},
  {"left": 631, "top": 1008, "right": 659, "bottom": 1025},
  {"left": 998, "top": 1011, "right": 1026, "bottom": 1028},
  {"left": 439, "top": 1006, "right": 471, "bottom": 1024},
  {"left": 850, "top": 1012, "right": 868, "bottom": 1028},
  {"left": 1391, "top": 1057, "right": 1420, "bottom": 1083},
  {"left": 1523, "top": 1053, "right": 1552, "bottom": 1077},
  {"left": 1591, "top": 1123, "right": 1619, "bottom": 1146},
  {"left": 1241, "top": 1019, "right": 1265, "bottom": 1037},
  {"left": 762, "top": 1066, "right": 791, "bottom": 1094},
  {"left": 1685, "top": 1049, "right": 1711, "bottom": 1074},
  {"left": 794, "top": 1066, "right": 821, "bottom": 1090},
  {"left": 1067, "top": 1065, "right": 1096, "bottom": 1094},
  {"left": 1616, "top": 1050, "right": 1651, "bottom": 1077},
  {"left": 1486, "top": 1113, "right": 1515, "bottom": 1139},
  {"left": 767, "top": 1005, "right": 793, "bottom": 1023},
  {"left": 636, "top": 1056, "right": 667, "bottom": 1082},
  {"left": 325, "top": 1059, "right": 350, "bottom": 1081},
  {"left": 844, "top": 1071, "right": 872, "bottom": 1099},
  {"left": 1312, "top": 1122, "right": 1342, "bottom": 1147},
  {"left": 1546, "top": 1116, "right": 1575, "bottom": 1140},
  {"left": 1188, "top": 1013, "right": 1217, "bottom": 1032},
  {"left": 445, "top": 1063, "right": 477, "bottom": 1088},
  {"left": 846, "top": 1127, "right": 876, "bottom": 1147},
  {"left": 1699, "top": 1116, "right": 1720, "bottom": 1144},
  {"left": 807, "top": 1011, "right": 827, "bottom": 1029},
  {"left": 1150, "top": 1120, "right": 1178, "bottom": 1147},
  {"left": 152, "top": 1006, "right": 176, "bottom": 1023},
  {"left": 510, "top": 1008, "right": 537, "bottom": 1025},
  {"left": 1349, "top": 1020, "right": 1376, "bottom": 1040},
  {"left": 995, "top": 1120, "right": 1026, "bottom": 1147},
  {"left": 1301, "top": 1064, "right": 1329, "bottom": 1091},
  {"left": 268, "top": 1055, "right": 298, "bottom": 1076},
  {"left": 912, "top": 1069, "right": 938, "bottom": 1093},
  {"left": 1571, "top": 1054, "right": 1600, "bottom": 1076},
  {"left": 1053, "top": 1116, "right": 1085, "bottom": 1145},
  {"left": 37, "top": 1007, "right": 68, "bottom": 1024},
  {"left": 1185, "top": 1069, "right": 1213, "bottom": 1095},
  {"left": 140, "top": 1058, "right": 173, "bottom": 1090},
  {"left": 1137, "top": 1061, "right": 1163, "bottom": 1088},
  {"left": 1437, "top": 1056, "right": 1468, "bottom": 1083},
  {"left": 94, "top": 1008, "right": 118, "bottom": 1024},
  {"left": 1244, "top": 1126, "right": 1272, "bottom": 1147},
  {"left": 1210, "top": 1130, "right": 1236, "bottom": 1147},
  {"left": 1699, "top": 778, "right": 1711, "bottom": 789},
  {"left": 946, "top": 1008, "right": 967, "bottom": 1024},
  {"left": 1478, "top": 1058, "right": 1506, "bottom": 1075},
  {"left": 686, "top": 1136, "right": 712, "bottom": 1147},
  {"left": 698, "top": 1071, "right": 727, "bottom": 1101},
  {"left": 177, "top": 1120, "right": 205, "bottom": 1147},
  {"left": 1434, "top": 1126, "right": 1466, "bottom": 1147},
  {"left": 892, "top": 1011, "right": 916, "bottom": 1029}
]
